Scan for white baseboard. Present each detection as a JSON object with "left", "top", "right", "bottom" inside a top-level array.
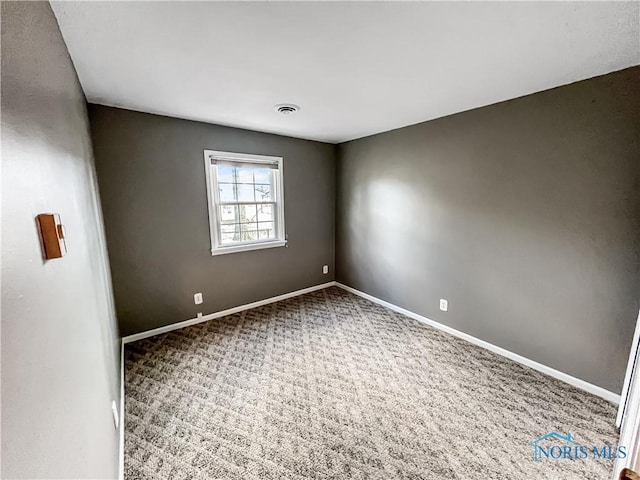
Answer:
[
  {"left": 119, "top": 279, "right": 619, "bottom": 405},
  {"left": 335, "top": 282, "right": 621, "bottom": 405},
  {"left": 118, "top": 340, "right": 125, "bottom": 480},
  {"left": 122, "top": 281, "right": 337, "bottom": 344}
]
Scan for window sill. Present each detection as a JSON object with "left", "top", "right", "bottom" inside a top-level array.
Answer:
[{"left": 211, "top": 240, "right": 287, "bottom": 256}]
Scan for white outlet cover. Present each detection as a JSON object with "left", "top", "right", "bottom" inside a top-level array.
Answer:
[
  {"left": 194, "top": 293, "right": 203, "bottom": 305},
  {"left": 440, "top": 299, "right": 448, "bottom": 312},
  {"left": 323, "top": 265, "right": 329, "bottom": 274},
  {"left": 111, "top": 400, "right": 119, "bottom": 429}
]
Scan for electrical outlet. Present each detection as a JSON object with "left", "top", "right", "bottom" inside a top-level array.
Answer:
[
  {"left": 194, "top": 292, "right": 203, "bottom": 305},
  {"left": 322, "top": 265, "right": 329, "bottom": 274},
  {"left": 197, "top": 312, "right": 203, "bottom": 319},
  {"left": 440, "top": 299, "right": 448, "bottom": 312},
  {"left": 111, "top": 400, "right": 119, "bottom": 430}
]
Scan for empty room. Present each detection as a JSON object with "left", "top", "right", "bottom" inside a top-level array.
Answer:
[{"left": 2, "top": 1, "right": 640, "bottom": 479}]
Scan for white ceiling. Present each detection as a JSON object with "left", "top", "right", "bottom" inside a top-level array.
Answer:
[{"left": 51, "top": 1, "right": 639, "bottom": 144}]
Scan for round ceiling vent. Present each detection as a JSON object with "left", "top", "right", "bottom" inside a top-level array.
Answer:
[{"left": 274, "top": 103, "right": 300, "bottom": 115}]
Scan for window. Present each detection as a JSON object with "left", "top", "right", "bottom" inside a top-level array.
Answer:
[{"left": 204, "top": 150, "right": 286, "bottom": 255}]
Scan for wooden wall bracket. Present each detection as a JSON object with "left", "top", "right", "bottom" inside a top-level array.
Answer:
[{"left": 36, "top": 213, "right": 67, "bottom": 259}]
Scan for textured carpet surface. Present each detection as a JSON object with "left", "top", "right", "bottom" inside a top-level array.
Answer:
[{"left": 125, "top": 287, "right": 618, "bottom": 479}]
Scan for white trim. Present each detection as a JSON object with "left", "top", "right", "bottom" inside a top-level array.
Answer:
[
  {"left": 335, "top": 282, "right": 621, "bottom": 405},
  {"left": 206, "top": 150, "right": 282, "bottom": 165},
  {"left": 211, "top": 239, "right": 286, "bottom": 256},
  {"left": 617, "top": 310, "right": 640, "bottom": 427},
  {"left": 122, "top": 282, "right": 337, "bottom": 344},
  {"left": 203, "top": 150, "right": 216, "bottom": 255},
  {"left": 118, "top": 340, "right": 125, "bottom": 480},
  {"left": 203, "top": 149, "right": 286, "bottom": 256},
  {"left": 120, "top": 280, "right": 620, "bottom": 405},
  {"left": 613, "top": 310, "right": 640, "bottom": 479}
]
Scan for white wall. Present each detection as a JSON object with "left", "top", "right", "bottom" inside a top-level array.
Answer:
[{"left": 1, "top": 2, "right": 120, "bottom": 478}]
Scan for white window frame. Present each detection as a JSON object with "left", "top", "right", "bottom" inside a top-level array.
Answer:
[{"left": 203, "top": 150, "right": 286, "bottom": 256}]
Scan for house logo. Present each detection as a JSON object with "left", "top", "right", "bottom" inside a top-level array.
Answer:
[
  {"left": 531, "top": 431, "right": 627, "bottom": 461},
  {"left": 531, "top": 432, "right": 576, "bottom": 461}
]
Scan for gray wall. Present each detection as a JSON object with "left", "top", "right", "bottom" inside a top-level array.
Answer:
[
  {"left": 1, "top": 2, "right": 120, "bottom": 479},
  {"left": 89, "top": 106, "right": 336, "bottom": 337},
  {"left": 336, "top": 67, "right": 640, "bottom": 394}
]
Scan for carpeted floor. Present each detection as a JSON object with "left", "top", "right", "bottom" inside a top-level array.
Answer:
[{"left": 124, "top": 286, "right": 618, "bottom": 480}]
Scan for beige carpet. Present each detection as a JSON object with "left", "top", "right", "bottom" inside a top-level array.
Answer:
[{"left": 124, "top": 286, "right": 618, "bottom": 479}]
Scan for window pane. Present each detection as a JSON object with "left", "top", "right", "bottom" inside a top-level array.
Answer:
[
  {"left": 209, "top": 154, "right": 283, "bottom": 250},
  {"left": 219, "top": 183, "right": 236, "bottom": 202},
  {"left": 257, "top": 204, "right": 274, "bottom": 222},
  {"left": 254, "top": 184, "right": 272, "bottom": 202},
  {"left": 258, "top": 221, "right": 275, "bottom": 239},
  {"left": 220, "top": 205, "right": 238, "bottom": 224},
  {"left": 236, "top": 167, "right": 255, "bottom": 184},
  {"left": 217, "top": 165, "right": 235, "bottom": 183},
  {"left": 239, "top": 204, "right": 257, "bottom": 223},
  {"left": 220, "top": 224, "right": 240, "bottom": 244},
  {"left": 237, "top": 184, "right": 254, "bottom": 202},
  {"left": 241, "top": 223, "right": 258, "bottom": 241},
  {"left": 253, "top": 168, "right": 271, "bottom": 184}
]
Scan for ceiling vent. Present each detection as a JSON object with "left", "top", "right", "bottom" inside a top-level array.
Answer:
[{"left": 274, "top": 104, "right": 300, "bottom": 115}]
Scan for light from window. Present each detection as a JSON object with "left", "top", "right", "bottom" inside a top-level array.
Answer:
[{"left": 204, "top": 150, "right": 286, "bottom": 255}]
